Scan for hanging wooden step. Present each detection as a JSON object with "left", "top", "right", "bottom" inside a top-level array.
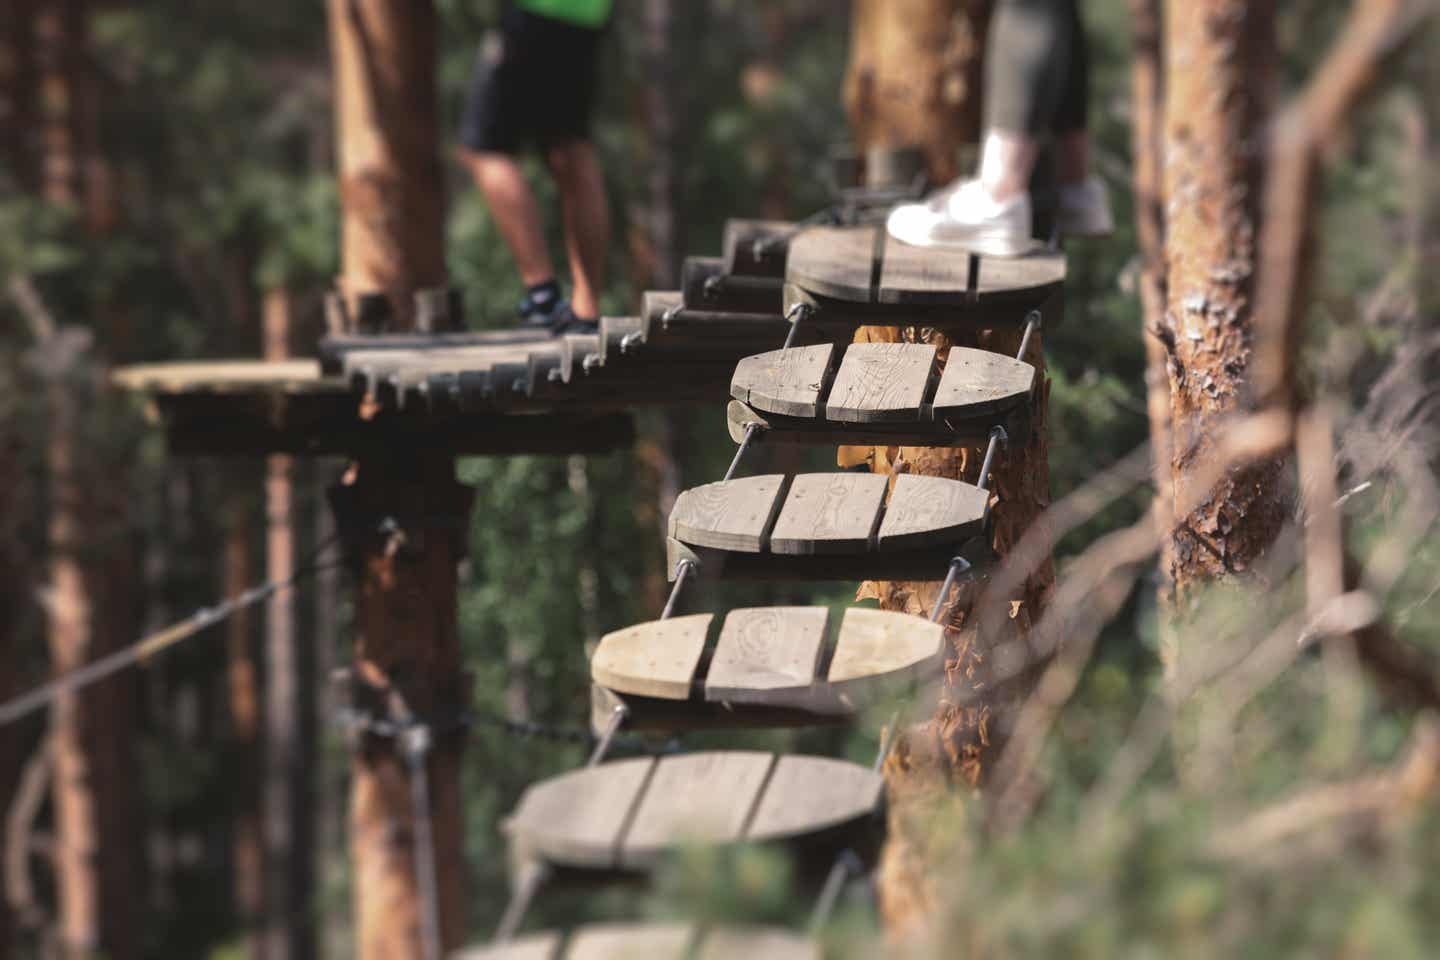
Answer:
[
  {"left": 721, "top": 218, "right": 797, "bottom": 279},
  {"left": 681, "top": 257, "right": 785, "bottom": 315},
  {"left": 785, "top": 224, "right": 1064, "bottom": 330},
  {"left": 589, "top": 606, "right": 942, "bottom": 729},
  {"left": 504, "top": 751, "right": 881, "bottom": 873},
  {"left": 665, "top": 472, "right": 989, "bottom": 580},
  {"left": 457, "top": 923, "right": 818, "bottom": 960},
  {"left": 728, "top": 340, "right": 1034, "bottom": 446}
]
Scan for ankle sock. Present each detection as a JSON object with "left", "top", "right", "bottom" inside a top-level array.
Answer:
[{"left": 522, "top": 279, "right": 562, "bottom": 315}]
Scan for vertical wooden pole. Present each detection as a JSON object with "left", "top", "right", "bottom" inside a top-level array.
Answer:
[
  {"left": 327, "top": 1, "right": 467, "bottom": 956},
  {"left": 223, "top": 498, "right": 263, "bottom": 954},
  {"left": 261, "top": 288, "right": 314, "bottom": 960}
]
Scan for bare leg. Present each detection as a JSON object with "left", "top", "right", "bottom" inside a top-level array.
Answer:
[
  {"left": 977, "top": 129, "right": 1040, "bottom": 203},
  {"left": 545, "top": 140, "right": 609, "bottom": 319},
  {"left": 461, "top": 149, "right": 556, "bottom": 286},
  {"left": 1055, "top": 130, "right": 1090, "bottom": 185}
]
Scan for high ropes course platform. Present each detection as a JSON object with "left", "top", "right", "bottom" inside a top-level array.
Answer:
[{"left": 115, "top": 196, "right": 1066, "bottom": 958}]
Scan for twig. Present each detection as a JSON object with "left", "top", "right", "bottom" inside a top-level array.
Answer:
[{"left": 4, "top": 735, "right": 53, "bottom": 927}]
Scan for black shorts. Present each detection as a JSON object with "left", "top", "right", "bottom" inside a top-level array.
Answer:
[{"left": 459, "top": 7, "right": 604, "bottom": 154}]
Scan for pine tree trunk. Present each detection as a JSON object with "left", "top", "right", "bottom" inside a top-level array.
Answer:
[
  {"left": 1159, "top": 0, "right": 1282, "bottom": 614},
  {"left": 327, "top": 1, "right": 467, "bottom": 955},
  {"left": 223, "top": 495, "right": 263, "bottom": 954},
  {"left": 842, "top": 0, "right": 1055, "bottom": 936}
]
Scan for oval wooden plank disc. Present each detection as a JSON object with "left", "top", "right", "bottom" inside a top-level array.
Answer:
[
  {"left": 828, "top": 607, "right": 944, "bottom": 705},
  {"left": 826, "top": 342, "right": 937, "bottom": 423},
  {"left": 704, "top": 607, "right": 830, "bottom": 702},
  {"left": 591, "top": 613, "right": 712, "bottom": 701},
  {"left": 669, "top": 474, "right": 787, "bottom": 552},
  {"left": 786, "top": 225, "right": 1065, "bottom": 308},
  {"left": 877, "top": 474, "right": 989, "bottom": 550},
  {"left": 620, "top": 752, "right": 775, "bottom": 868},
  {"left": 932, "top": 346, "right": 1035, "bottom": 419},
  {"left": 769, "top": 473, "right": 888, "bottom": 555},
  {"left": 745, "top": 755, "right": 884, "bottom": 843},
  {"left": 730, "top": 344, "right": 834, "bottom": 418},
  {"left": 504, "top": 757, "right": 655, "bottom": 869}
]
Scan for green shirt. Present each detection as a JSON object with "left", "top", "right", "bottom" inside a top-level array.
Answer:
[{"left": 516, "top": 0, "right": 612, "bottom": 28}]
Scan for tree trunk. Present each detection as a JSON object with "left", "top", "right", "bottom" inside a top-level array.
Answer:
[
  {"left": 1159, "top": 0, "right": 1282, "bottom": 613},
  {"left": 327, "top": 1, "right": 467, "bottom": 956},
  {"left": 223, "top": 495, "right": 263, "bottom": 955},
  {"left": 842, "top": 0, "right": 1054, "bottom": 937},
  {"left": 0, "top": 0, "right": 38, "bottom": 189},
  {"left": 261, "top": 288, "right": 314, "bottom": 960}
]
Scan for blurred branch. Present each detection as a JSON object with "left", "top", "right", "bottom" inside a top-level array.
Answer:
[{"left": 4, "top": 735, "right": 52, "bottom": 929}]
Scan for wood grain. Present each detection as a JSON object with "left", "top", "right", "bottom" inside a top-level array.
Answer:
[
  {"left": 827, "top": 607, "right": 944, "bottom": 708},
  {"left": 825, "top": 342, "right": 936, "bottom": 423},
  {"left": 931, "top": 346, "right": 1035, "bottom": 419},
  {"left": 704, "top": 607, "right": 829, "bottom": 703},
  {"left": 669, "top": 475, "right": 788, "bottom": 552},
  {"left": 620, "top": 752, "right": 775, "bottom": 868},
  {"left": 730, "top": 345, "right": 834, "bottom": 418},
  {"left": 591, "top": 613, "right": 712, "bottom": 700},
  {"left": 877, "top": 473, "right": 989, "bottom": 550},
  {"left": 504, "top": 757, "right": 656, "bottom": 869},
  {"left": 768, "top": 473, "right": 887, "bottom": 555}
]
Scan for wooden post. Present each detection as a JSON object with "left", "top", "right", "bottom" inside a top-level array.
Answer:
[
  {"left": 841, "top": 0, "right": 1055, "bottom": 936},
  {"left": 327, "top": 1, "right": 468, "bottom": 956},
  {"left": 261, "top": 287, "right": 314, "bottom": 960},
  {"left": 223, "top": 496, "right": 263, "bottom": 954}
]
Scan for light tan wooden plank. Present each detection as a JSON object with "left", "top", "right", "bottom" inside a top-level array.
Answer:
[
  {"left": 112, "top": 359, "right": 336, "bottom": 394},
  {"left": 698, "top": 928, "right": 820, "bottom": 960},
  {"left": 730, "top": 344, "right": 834, "bottom": 418},
  {"left": 769, "top": 473, "right": 887, "bottom": 555},
  {"left": 504, "top": 758, "right": 656, "bottom": 869},
  {"left": 876, "top": 474, "right": 989, "bottom": 551},
  {"left": 745, "top": 755, "right": 883, "bottom": 843},
  {"left": 620, "top": 752, "right": 775, "bottom": 868},
  {"left": 453, "top": 932, "right": 563, "bottom": 960},
  {"left": 566, "top": 924, "right": 695, "bottom": 960},
  {"left": 704, "top": 607, "right": 829, "bottom": 703},
  {"left": 669, "top": 475, "right": 787, "bottom": 552},
  {"left": 591, "top": 613, "right": 712, "bottom": 700},
  {"left": 825, "top": 342, "right": 936, "bottom": 423},
  {"left": 931, "top": 346, "right": 1035, "bottom": 420},
  {"left": 827, "top": 608, "right": 944, "bottom": 708}
]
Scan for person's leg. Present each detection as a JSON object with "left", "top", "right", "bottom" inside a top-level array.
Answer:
[
  {"left": 1051, "top": 0, "right": 1090, "bottom": 186},
  {"left": 544, "top": 140, "right": 609, "bottom": 321},
  {"left": 461, "top": 149, "right": 556, "bottom": 287}
]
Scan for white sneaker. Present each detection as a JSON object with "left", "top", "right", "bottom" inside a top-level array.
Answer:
[
  {"left": 1056, "top": 176, "right": 1114, "bottom": 237},
  {"left": 886, "top": 179, "right": 1034, "bottom": 257}
]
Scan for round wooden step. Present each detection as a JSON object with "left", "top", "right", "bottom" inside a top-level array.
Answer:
[
  {"left": 504, "top": 752, "right": 882, "bottom": 872},
  {"left": 457, "top": 924, "right": 818, "bottom": 960}
]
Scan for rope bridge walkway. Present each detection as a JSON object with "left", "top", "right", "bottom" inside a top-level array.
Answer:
[{"left": 107, "top": 189, "right": 1066, "bottom": 957}]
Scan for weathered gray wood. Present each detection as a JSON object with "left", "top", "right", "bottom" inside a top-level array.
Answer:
[
  {"left": 698, "top": 928, "right": 820, "bottom": 960},
  {"left": 598, "top": 315, "right": 643, "bottom": 362},
  {"left": 828, "top": 608, "right": 944, "bottom": 706},
  {"left": 877, "top": 473, "right": 989, "bottom": 550},
  {"left": 559, "top": 334, "right": 601, "bottom": 384},
  {"left": 787, "top": 225, "right": 1065, "bottom": 308},
  {"left": 931, "top": 346, "right": 1035, "bottom": 420},
  {"left": 591, "top": 613, "right": 711, "bottom": 700},
  {"left": 721, "top": 219, "right": 797, "bottom": 279},
  {"left": 316, "top": 328, "right": 552, "bottom": 374},
  {"left": 745, "top": 755, "right": 883, "bottom": 843},
  {"left": 727, "top": 398, "right": 1029, "bottom": 449},
  {"left": 504, "top": 757, "right": 656, "bottom": 869},
  {"left": 620, "top": 752, "right": 775, "bottom": 868},
  {"left": 453, "top": 932, "right": 563, "bottom": 960},
  {"left": 730, "top": 345, "right": 835, "bottom": 418},
  {"left": 566, "top": 924, "right": 694, "bottom": 960},
  {"left": 668, "top": 475, "right": 788, "bottom": 552},
  {"left": 704, "top": 607, "right": 829, "bottom": 703},
  {"left": 682, "top": 256, "right": 785, "bottom": 314},
  {"left": 768, "top": 473, "right": 887, "bottom": 555},
  {"left": 825, "top": 342, "right": 937, "bottom": 423}
]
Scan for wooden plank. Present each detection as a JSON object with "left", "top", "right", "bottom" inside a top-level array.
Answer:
[
  {"left": 786, "top": 225, "right": 1064, "bottom": 309},
  {"left": 559, "top": 333, "right": 601, "bottom": 384},
  {"left": 566, "top": 925, "right": 695, "bottom": 960},
  {"left": 698, "top": 928, "right": 820, "bottom": 960},
  {"left": 721, "top": 219, "right": 796, "bottom": 279},
  {"left": 768, "top": 473, "right": 887, "bottom": 555},
  {"left": 931, "top": 346, "right": 1035, "bottom": 420},
  {"left": 745, "top": 755, "right": 883, "bottom": 844},
  {"left": 591, "top": 613, "right": 712, "bottom": 700},
  {"left": 316, "top": 328, "right": 551, "bottom": 374},
  {"left": 877, "top": 474, "right": 989, "bottom": 550},
  {"left": 599, "top": 315, "right": 643, "bottom": 362},
  {"left": 453, "top": 932, "right": 562, "bottom": 960},
  {"left": 619, "top": 752, "right": 775, "bottom": 868},
  {"left": 668, "top": 475, "right": 787, "bottom": 552},
  {"left": 113, "top": 359, "right": 335, "bottom": 394},
  {"left": 503, "top": 757, "right": 656, "bottom": 869},
  {"left": 825, "top": 342, "right": 936, "bottom": 423},
  {"left": 729, "top": 344, "right": 834, "bottom": 418},
  {"left": 726, "top": 399, "right": 1030, "bottom": 449},
  {"left": 682, "top": 256, "right": 785, "bottom": 314},
  {"left": 827, "top": 608, "right": 944, "bottom": 703},
  {"left": 704, "top": 607, "right": 829, "bottom": 704}
]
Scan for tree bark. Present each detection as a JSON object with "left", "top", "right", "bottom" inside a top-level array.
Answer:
[
  {"left": 223, "top": 495, "right": 263, "bottom": 955},
  {"left": 327, "top": 1, "right": 467, "bottom": 956},
  {"left": 842, "top": 0, "right": 1054, "bottom": 937},
  {"left": 1159, "top": 0, "right": 1282, "bottom": 609}
]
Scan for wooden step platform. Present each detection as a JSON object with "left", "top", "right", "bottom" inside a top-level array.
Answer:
[
  {"left": 504, "top": 751, "right": 882, "bottom": 872},
  {"left": 729, "top": 341, "right": 1034, "bottom": 445},
  {"left": 721, "top": 219, "right": 797, "bottom": 279},
  {"left": 784, "top": 224, "right": 1064, "bottom": 329},
  {"left": 665, "top": 472, "right": 989, "bottom": 580},
  {"left": 459, "top": 923, "right": 818, "bottom": 960},
  {"left": 590, "top": 606, "right": 942, "bottom": 729}
]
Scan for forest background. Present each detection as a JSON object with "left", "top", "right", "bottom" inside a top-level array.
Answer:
[{"left": 1, "top": 0, "right": 1438, "bottom": 957}]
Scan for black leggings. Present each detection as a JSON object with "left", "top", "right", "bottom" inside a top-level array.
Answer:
[{"left": 984, "top": 0, "right": 1088, "bottom": 137}]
